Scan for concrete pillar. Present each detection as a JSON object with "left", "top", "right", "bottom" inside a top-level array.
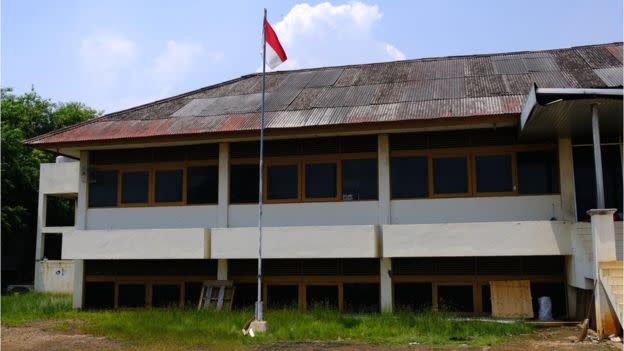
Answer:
[
  {"left": 72, "top": 259, "right": 84, "bottom": 309},
  {"left": 588, "top": 208, "right": 617, "bottom": 337},
  {"left": 217, "top": 143, "right": 229, "bottom": 228},
  {"left": 377, "top": 134, "right": 391, "bottom": 225},
  {"left": 566, "top": 285, "right": 577, "bottom": 319},
  {"left": 217, "top": 259, "right": 228, "bottom": 280},
  {"left": 76, "top": 151, "right": 89, "bottom": 230},
  {"left": 35, "top": 192, "right": 47, "bottom": 261},
  {"left": 380, "top": 257, "right": 393, "bottom": 313},
  {"left": 558, "top": 138, "right": 576, "bottom": 221}
]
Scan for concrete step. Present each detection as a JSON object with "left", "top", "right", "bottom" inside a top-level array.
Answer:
[
  {"left": 599, "top": 261, "right": 624, "bottom": 269},
  {"left": 602, "top": 268, "right": 624, "bottom": 278},
  {"left": 609, "top": 276, "right": 624, "bottom": 285}
]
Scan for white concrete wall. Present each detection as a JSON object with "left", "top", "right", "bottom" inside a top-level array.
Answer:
[
  {"left": 382, "top": 221, "right": 572, "bottom": 257},
  {"left": 63, "top": 228, "right": 210, "bottom": 259},
  {"left": 390, "top": 195, "right": 562, "bottom": 224},
  {"left": 211, "top": 225, "right": 378, "bottom": 258},
  {"left": 228, "top": 202, "right": 379, "bottom": 227},
  {"left": 568, "top": 221, "right": 624, "bottom": 289},
  {"left": 34, "top": 260, "right": 74, "bottom": 293},
  {"left": 86, "top": 206, "right": 218, "bottom": 229},
  {"left": 39, "top": 162, "right": 79, "bottom": 194}
]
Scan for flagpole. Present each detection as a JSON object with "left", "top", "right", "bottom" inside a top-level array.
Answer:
[{"left": 256, "top": 7, "right": 267, "bottom": 323}]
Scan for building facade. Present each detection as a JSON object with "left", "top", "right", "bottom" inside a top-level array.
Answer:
[{"left": 27, "top": 43, "right": 623, "bottom": 324}]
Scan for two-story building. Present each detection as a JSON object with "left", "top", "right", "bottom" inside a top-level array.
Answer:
[{"left": 26, "top": 42, "right": 623, "bottom": 330}]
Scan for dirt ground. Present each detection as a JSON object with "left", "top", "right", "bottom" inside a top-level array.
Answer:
[{"left": 1, "top": 321, "right": 621, "bottom": 351}]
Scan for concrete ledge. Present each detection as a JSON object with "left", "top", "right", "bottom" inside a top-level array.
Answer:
[
  {"left": 34, "top": 260, "right": 74, "bottom": 293},
  {"left": 63, "top": 228, "right": 210, "bottom": 259},
  {"left": 211, "top": 225, "right": 379, "bottom": 259},
  {"left": 39, "top": 162, "right": 79, "bottom": 195},
  {"left": 382, "top": 221, "right": 572, "bottom": 257}
]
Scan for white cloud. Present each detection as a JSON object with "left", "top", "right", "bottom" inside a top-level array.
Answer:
[
  {"left": 79, "top": 32, "right": 136, "bottom": 72},
  {"left": 152, "top": 40, "right": 211, "bottom": 84},
  {"left": 267, "top": 1, "right": 405, "bottom": 70}
]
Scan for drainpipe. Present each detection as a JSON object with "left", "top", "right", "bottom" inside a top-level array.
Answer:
[{"left": 591, "top": 104, "right": 605, "bottom": 209}]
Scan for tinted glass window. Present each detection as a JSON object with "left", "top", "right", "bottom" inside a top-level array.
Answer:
[
  {"left": 342, "top": 158, "right": 377, "bottom": 200},
  {"left": 517, "top": 151, "right": 559, "bottom": 194},
  {"left": 230, "top": 164, "right": 259, "bottom": 203},
  {"left": 155, "top": 170, "right": 183, "bottom": 202},
  {"left": 432, "top": 157, "right": 468, "bottom": 194},
  {"left": 305, "top": 163, "right": 337, "bottom": 198},
  {"left": 267, "top": 164, "right": 298, "bottom": 200},
  {"left": 121, "top": 171, "right": 149, "bottom": 204},
  {"left": 89, "top": 170, "right": 118, "bottom": 207},
  {"left": 391, "top": 156, "right": 428, "bottom": 198},
  {"left": 573, "top": 146, "right": 623, "bottom": 221},
  {"left": 475, "top": 155, "right": 513, "bottom": 192},
  {"left": 187, "top": 166, "right": 218, "bottom": 204}
]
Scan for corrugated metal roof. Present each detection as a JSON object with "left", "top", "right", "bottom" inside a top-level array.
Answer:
[{"left": 26, "top": 42, "right": 623, "bottom": 147}]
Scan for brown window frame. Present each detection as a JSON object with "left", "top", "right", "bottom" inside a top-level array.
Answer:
[
  {"left": 89, "top": 160, "right": 218, "bottom": 208},
  {"left": 264, "top": 158, "right": 302, "bottom": 204},
  {"left": 472, "top": 152, "right": 517, "bottom": 197},
  {"left": 390, "top": 144, "right": 557, "bottom": 200},
  {"left": 302, "top": 158, "right": 341, "bottom": 202}
]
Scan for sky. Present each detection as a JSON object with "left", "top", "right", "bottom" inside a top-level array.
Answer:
[{"left": 2, "top": 0, "right": 622, "bottom": 114}]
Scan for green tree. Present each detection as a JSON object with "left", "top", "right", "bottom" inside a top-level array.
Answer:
[{"left": 1, "top": 87, "right": 99, "bottom": 284}]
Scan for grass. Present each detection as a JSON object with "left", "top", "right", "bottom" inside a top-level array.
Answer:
[{"left": 2, "top": 292, "right": 534, "bottom": 350}]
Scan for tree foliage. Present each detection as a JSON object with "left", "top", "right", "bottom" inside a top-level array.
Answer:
[{"left": 1, "top": 87, "right": 99, "bottom": 282}]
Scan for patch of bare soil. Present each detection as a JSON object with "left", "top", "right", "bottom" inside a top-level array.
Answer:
[
  {"left": 1, "top": 322, "right": 620, "bottom": 351},
  {"left": 259, "top": 327, "right": 621, "bottom": 351},
  {"left": 1, "top": 320, "right": 122, "bottom": 351}
]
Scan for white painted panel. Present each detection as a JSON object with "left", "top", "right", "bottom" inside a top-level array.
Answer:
[
  {"left": 212, "top": 225, "right": 378, "bottom": 258},
  {"left": 39, "top": 162, "right": 79, "bottom": 194},
  {"left": 63, "top": 228, "right": 209, "bottom": 259},
  {"left": 391, "top": 195, "right": 562, "bottom": 224},
  {"left": 616, "top": 222, "right": 623, "bottom": 261},
  {"left": 383, "top": 221, "right": 572, "bottom": 257},
  {"left": 86, "top": 206, "right": 218, "bottom": 229},
  {"left": 228, "top": 202, "right": 379, "bottom": 227},
  {"left": 34, "top": 260, "right": 74, "bottom": 293}
]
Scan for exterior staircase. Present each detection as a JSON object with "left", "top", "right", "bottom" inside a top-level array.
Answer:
[{"left": 599, "top": 261, "right": 623, "bottom": 325}]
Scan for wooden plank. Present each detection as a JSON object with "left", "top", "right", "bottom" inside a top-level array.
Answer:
[
  {"left": 490, "top": 280, "right": 533, "bottom": 318},
  {"left": 216, "top": 286, "right": 225, "bottom": 310}
]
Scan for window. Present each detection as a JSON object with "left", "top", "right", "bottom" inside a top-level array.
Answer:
[
  {"left": 305, "top": 163, "right": 337, "bottom": 199},
  {"left": 89, "top": 170, "right": 118, "bottom": 207},
  {"left": 117, "top": 284, "right": 146, "bottom": 308},
  {"left": 432, "top": 156, "right": 469, "bottom": 194},
  {"left": 391, "top": 156, "right": 428, "bottom": 198},
  {"left": 155, "top": 169, "right": 183, "bottom": 203},
  {"left": 342, "top": 159, "right": 377, "bottom": 200},
  {"left": 43, "top": 233, "right": 62, "bottom": 260},
  {"left": 187, "top": 166, "right": 218, "bottom": 204},
  {"left": 266, "top": 164, "right": 298, "bottom": 200},
  {"left": 230, "top": 164, "right": 259, "bottom": 203},
  {"left": 517, "top": 151, "right": 559, "bottom": 194},
  {"left": 475, "top": 154, "right": 513, "bottom": 193},
  {"left": 121, "top": 171, "right": 149, "bottom": 204}
]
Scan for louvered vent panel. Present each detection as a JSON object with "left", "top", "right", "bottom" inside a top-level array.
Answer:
[
  {"left": 476, "top": 257, "right": 523, "bottom": 275},
  {"left": 228, "top": 259, "right": 257, "bottom": 276},
  {"left": 436, "top": 258, "right": 475, "bottom": 275},
  {"left": 470, "top": 128, "right": 518, "bottom": 146},
  {"left": 392, "top": 258, "right": 437, "bottom": 275},
  {"left": 389, "top": 133, "right": 428, "bottom": 151},
  {"left": 428, "top": 131, "right": 471, "bottom": 149},
  {"left": 522, "top": 256, "right": 564, "bottom": 276},
  {"left": 153, "top": 147, "right": 189, "bottom": 162},
  {"left": 187, "top": 144, "right": 219, "bottom": 160},
  {"left": 301, "top": 137, "right": 340, "bottom": 155},
  {"left": 265, "top": 140, "right": 302, "bottom": 156},
  {"left": 302, "top": 259, "right": 340, "bottom": 276},
  {"left": 341, "top": 259, "right": 380, "bottom": 275},
  {"left": 230, "top": 142, "right": 259, "bottom": 158},
  {"left": 265, "top": 259, "right": 301, "bottom": 276},
  {"left": 339, "top": 135, "right": 377, "bottom": 153}
]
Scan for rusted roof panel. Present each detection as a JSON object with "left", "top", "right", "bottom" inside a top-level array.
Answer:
[
  {"left": 25, "top": 42, "right": 623, "bottom": 147},
  {"left": 594, "top": 67, "right": 624, "bottom": 86},
  {"left": 576, "top": 46, "right": 623, "bottom": 68}
]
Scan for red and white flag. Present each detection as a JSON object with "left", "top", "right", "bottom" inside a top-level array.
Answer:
[{"left": 264, "top": 19, "right": 287, "bottom": 69}]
